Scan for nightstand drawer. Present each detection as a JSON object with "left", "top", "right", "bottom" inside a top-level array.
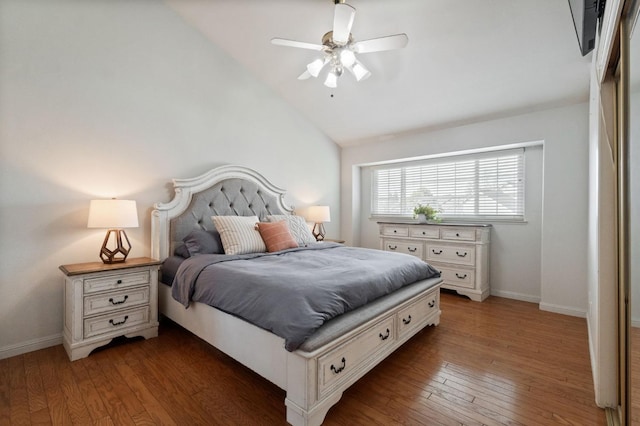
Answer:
[
  {"left": 83, "top": 286, "right": 150, "bottom": 316},
  {"left": 83, "top": 306, "right": 150, "bottom": 339},
  {"left": 83, "top": 270, "right": 150, "bottom": 294}
]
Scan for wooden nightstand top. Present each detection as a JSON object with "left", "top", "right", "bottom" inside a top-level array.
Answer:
[{"left": 59, "top": 257, "right": 161, "bottom": 276}]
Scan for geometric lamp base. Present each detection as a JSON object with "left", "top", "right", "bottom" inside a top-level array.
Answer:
[{"left": 99, "top": 229, "right": 131, "bottom": 264}]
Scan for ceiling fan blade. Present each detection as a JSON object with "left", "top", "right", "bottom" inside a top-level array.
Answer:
[
  {"left": 271, "top": 38, "right": 324, "bottom": 51},
  {"left": 332, "top": 3, "right": 356, "bottom": 45},
  {"left": 353, "top": 33, "right": 409, "bottom": 54},
  {"left": 298, "top": 70, "right": 312, "bottom": 80}
]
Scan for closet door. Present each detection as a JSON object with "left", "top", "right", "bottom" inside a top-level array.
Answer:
[{"left": 626, "top": 2, "right": 640, "bottom": 424}]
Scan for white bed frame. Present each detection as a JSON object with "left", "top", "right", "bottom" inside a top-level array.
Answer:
[{"left": 151, "top": 165, "right": 441, "bottom": 426}]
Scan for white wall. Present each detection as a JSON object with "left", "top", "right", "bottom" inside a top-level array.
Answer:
[
  {"left": 342, "top": 103, "right": 589, "bottom": 315},
  {"left": 0, "top": 0, "right": 340, "bottom": 358}
]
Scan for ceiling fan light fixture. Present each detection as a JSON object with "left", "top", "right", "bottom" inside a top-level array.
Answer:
[
  {"left": 339, "top": 48, "right": 356, "bottom": 67},
  {"left": 352, "top": 61, "right": 371, "bottom": 81},
  {"left": 307, "top": 58, "right": 326, "bottom": 78},
  {"left": 324, "top": 71, "right": 339, "bottom": 88}
]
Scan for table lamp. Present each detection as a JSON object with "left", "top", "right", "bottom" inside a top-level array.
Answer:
[
  {"left": 87, "top": 199, "right": 139, "bottom": 264},
  {"left": 306, "top": 205, "right": 331, "bottom": 241}
]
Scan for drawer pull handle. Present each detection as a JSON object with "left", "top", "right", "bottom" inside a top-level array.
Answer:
[
  {"left": 408, "top": 247, "right": 417, "bottom": 253},
  {"left": 330, "top": 357, "right": 346, "bottom": 374},
  {"left": 109, "top": 316, "right": 129, "bottom": 326},
  {"left": 432, "top": 249, "right": 442, "bottom": 255},
  {"left": 428, "top": 300, "right": 436, "bottom": 308},
  {"left": 388, "top": 245, "right": 397, "bottom": 250},
  {"left": 455, "top": 273, "right": 467, "bottom": 279},
  {"left": 393, "top": 230, "right": 397, "bottom": 233},
  {"left": 116, "top": 279, "right": 123, "bottom": 284},
  {"left": 379, "top": 328, "right": 390, "bottom": 340},
  {"left": 109, "top": 295, "right": 129, "bottom": 305},
  {"left": 456, "top": 251, "right": 467, "bottom": 257},
  {"left": 402, "top": 315, "right": 412, "bottom": 325},
  {"left": 456, "top": 233, "right": 460, "bottom": 237}
]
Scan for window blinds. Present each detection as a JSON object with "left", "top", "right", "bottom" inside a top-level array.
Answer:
[{"left": 372, "top": 148, "right": 525, "bottom": 220}]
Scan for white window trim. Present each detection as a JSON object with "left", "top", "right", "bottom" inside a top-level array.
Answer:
[{"left": 370, "top": 147, "right": 527, "bottom": 221}]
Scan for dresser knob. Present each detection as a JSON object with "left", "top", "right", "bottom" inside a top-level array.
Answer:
[{"left": 116, "top": 279, "right": 123, "bottom": 284}]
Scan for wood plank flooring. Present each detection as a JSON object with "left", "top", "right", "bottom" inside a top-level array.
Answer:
[{"left": 0, "top": 291, "right": 606, "bottom": 425}]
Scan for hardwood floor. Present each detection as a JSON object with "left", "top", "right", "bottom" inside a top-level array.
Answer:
[{"left": 0, "top": 291, "right": 606, "bottom": 425}]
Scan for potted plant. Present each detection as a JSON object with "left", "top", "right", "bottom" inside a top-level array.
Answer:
[{"left": 413, "top": 204, "right": 441, "bottom": 223}]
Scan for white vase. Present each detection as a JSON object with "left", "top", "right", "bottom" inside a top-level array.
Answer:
[{"left": 417, "top": 214, "right": 428, "bottom": 223}]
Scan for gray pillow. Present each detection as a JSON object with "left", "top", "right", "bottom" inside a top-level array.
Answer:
[
  {"left": 174, "top": 244, "right": 191, "bottom": 258},
  {"left": 183, "top": 229, "right": 224, "bottom": 256}
]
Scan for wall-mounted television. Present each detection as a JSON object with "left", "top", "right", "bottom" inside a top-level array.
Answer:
[{"left": 568, "top": 0, "right": 604, "bottom": 56}]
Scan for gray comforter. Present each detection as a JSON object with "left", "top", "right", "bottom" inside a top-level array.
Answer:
[{"left": 171, "top": 243, "right": 440, "bottom": 351}]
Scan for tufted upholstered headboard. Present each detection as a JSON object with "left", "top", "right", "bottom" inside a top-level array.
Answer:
[{"left": 151, "top": 165, "right": 294, "bottom": 260}]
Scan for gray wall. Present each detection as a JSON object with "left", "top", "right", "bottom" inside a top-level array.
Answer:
[
  {"left": 342, "top": 103, "right": 589, "bottom": 316},
  {"left": 0, "top": 0, "right": 340, "bottom": 357}
]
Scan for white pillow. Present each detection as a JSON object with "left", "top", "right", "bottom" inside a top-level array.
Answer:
[
  {"left": 212, "top": 216, "right": 266, "bottom": 255},
  {"left": 266, "top": 215, "right": 316, "bottom": 246}
]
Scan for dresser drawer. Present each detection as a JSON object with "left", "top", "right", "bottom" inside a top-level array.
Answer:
[
  {"left": 441, "top": 228, "right": 476, "bottom": 241},
  {"left": 83, "top": 270, "right": 150, "bottom": 294},
  {"left": 383, "top": 240, "right": 423, "bottom": 258},
  {"left": 381, "top": 225, "right": 409, "bottom": 237},
  {"left": 437, "top": 266, "right": 475, "bottom": 289},
  {"left": 83, "top": 286, "right": 150, "bottom": 316},
  {"left": 83, "top": 306, "right": 150, "bottom": 339},
  {"left": 426, "top": 244, "right": 475, "bottom": 266},
  {"left": 318, "top": 315, "right": 395, "bottom": 398},
  {"left": 409, "top": 227, "right": 440, "bottom": 239},
  {"left": 397, "top": 291, "right": 439, "bottom": 338}
]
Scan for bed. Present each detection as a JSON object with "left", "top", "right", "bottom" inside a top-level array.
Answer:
[{"left": 151, "top": 165, "right": 442, "bottom": 426}]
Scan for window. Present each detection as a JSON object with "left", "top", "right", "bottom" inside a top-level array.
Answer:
[{"left": 371, "top": 148, "right": 525, "bottom": 220}]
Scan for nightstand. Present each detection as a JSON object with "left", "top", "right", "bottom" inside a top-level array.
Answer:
[
  {"left": 60, "top": 257, "right": 161, "bottom": 361},
  {"left": 324, "top": 238, "right": 346, "bottom": 244}
]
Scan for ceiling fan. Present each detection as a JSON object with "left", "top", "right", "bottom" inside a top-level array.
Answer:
[{"left": 271, "top": 0, "right": 408, "bottom": 88}]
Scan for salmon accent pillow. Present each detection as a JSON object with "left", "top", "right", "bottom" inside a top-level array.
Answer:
[{"left": 256, "top": 221, "right": 299, "bottom": 253}]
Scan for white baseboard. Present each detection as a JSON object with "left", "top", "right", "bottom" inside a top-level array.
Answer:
[
  {"left": 539, "top": 302, "right": 587, "bottom": 318},
  {"left": 633, "top": 318, "right": 640, "bottom": 328},
  {"left": 490, "top": 289, "right": 541, "bottom": 304},
  {"left": 0, "top": 333, "right": 62, "bottom": 360}
]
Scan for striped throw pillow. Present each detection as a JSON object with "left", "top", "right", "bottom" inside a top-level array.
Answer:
[
  {"left": 266, "top": 215, "right": 316, "bottom": 246},
  {"left": 212, "top": 216, "right": 266, "bottom": 255}
]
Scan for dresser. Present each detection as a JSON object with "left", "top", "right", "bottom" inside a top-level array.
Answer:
[
  {"left": 378, "top": 222, "right": 491, "bottom": 301},
  {"left": 60, "top": 257, "right": 161, "bottom": 361}
]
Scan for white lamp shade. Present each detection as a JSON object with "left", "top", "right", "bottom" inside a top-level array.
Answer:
[
  {"left": 87, "top": 199, "right": 139, "bottom": 229},
  {"left": 306, "top": 205, "right": 331, "bottom": 223}
]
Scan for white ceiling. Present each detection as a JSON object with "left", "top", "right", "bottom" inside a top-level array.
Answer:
[{"left": 166, "top": 0, "right": 592, "bottom": 147}]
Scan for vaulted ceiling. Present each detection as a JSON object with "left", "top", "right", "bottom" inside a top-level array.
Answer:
[{"left": 166, "top": 0, "right": 592, "bottom": 146}]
